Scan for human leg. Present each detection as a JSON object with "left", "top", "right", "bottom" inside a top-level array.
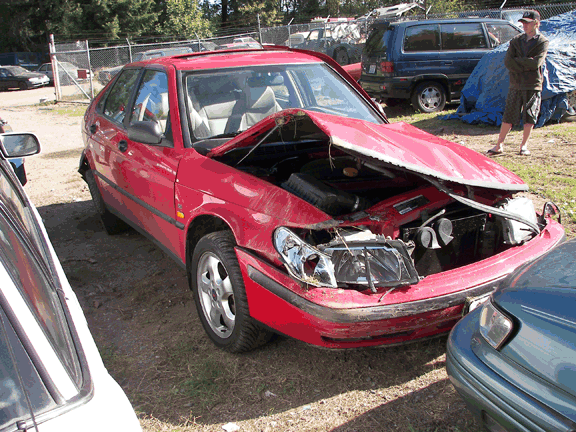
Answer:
[
  {"left": 487, "top": 90, "right": 521, "bottom": 155},
  {"left": 518, "top": 90, "right": 541, "bottom": 156}
]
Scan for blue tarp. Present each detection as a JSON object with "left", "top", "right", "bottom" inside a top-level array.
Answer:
[{"left": 443, "top": 10, "right": 576, "bottom": 127}]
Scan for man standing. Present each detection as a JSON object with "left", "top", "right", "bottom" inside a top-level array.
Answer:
[{"left": 487, "top": 10, "right": 549, "bottom": 156}]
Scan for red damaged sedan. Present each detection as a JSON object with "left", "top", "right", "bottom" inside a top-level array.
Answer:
[{"left": 79, "top": 46, "right": 564, "bottom": 352}]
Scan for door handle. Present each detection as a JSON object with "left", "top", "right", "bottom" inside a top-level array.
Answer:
[
  {"left": 118, "top": 140, "right": 128, "bottom": 153},
  {"left": 90, "top": 123, "right": 98, "bottom": 134}
]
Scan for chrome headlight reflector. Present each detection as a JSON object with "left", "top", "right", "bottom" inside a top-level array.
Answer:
[
  {"left": 273, "top": 227, "right": 337, "bottom": 287},
  {"left": 273, "top": 227, "right": 419, "bottom": 289},
  {"left": 479, "top": 300, "right": 513, "bottom": 349}
]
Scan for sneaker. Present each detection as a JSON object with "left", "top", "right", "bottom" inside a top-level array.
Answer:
[{"left": 519, "top": 148, "right": 531, "bottom": 156}]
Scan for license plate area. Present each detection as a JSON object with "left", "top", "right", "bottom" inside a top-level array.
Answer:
[{"left": 369, "top": 64, "right": 376, "bottom": 74}]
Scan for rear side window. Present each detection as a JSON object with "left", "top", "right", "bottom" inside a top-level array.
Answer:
[
  {"left": 103, "top": 69, "right": 141, "bottom": 125},
  {"left": 441, "top": 23, "right": 487, "bottom": 50},
  {"left": 365, "top": 27, "right": 392, "bottom": 55},
  {"left": 404, "top": 25, "right": 440, "bottom": 52}
]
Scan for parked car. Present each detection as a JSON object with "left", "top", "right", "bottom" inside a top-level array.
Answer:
[
  {"left": 218, "top": 38, "right": 263, "bottom": 50},
  {"left": 79, "top": 46, "right": 564, "bottom": 353},
  {"left": 36, "top": 62, "right": 92, "bottom": 85},
  {"left": 0, "top": 65, "right": 49, "bottom": 90},
  {"left": 98, "top": 46, "right": 193, "bottom": 85},
  {"left": 447, "top": 237, "right": 576, "bottom": 432},
  {"left": 188, "top": 41, "right": 218, "bottom": 52},
  {"left": 0, "top": 115, "right": 26, "bottom": 185},
  {"left": 0, "top": 132, "right": 142, "bottom": 431},
  {"left": 295, "top": 26, "right": 364, "bottom": 65},
  {"left": 360, "top": 18, "right": 521, "bottom": 112}
]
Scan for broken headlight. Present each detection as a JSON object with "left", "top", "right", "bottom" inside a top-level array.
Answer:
[{"left": 273, "top": 227, "right": 419, "bottom": 289}]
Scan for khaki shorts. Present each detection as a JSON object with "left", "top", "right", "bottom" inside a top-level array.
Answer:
[{"left": 502, "top": 89, "right": 541, "bottom": 125}]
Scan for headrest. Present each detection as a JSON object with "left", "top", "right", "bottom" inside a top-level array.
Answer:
[{"left": 246, "top": 86, "right": 276, "bottom": 110}]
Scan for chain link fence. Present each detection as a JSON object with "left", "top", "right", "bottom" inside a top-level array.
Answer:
[{"left": 51, "top": 2, "right": 576, "bottom": 103}]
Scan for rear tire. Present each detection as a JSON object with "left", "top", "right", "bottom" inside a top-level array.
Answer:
[
  {"left": 85, "top": 169, "right": 130, "bottom": 235},
  {"left": 191, "top": 231, "right": 272, "bottom": 353},
  {"left": 411, "top": 81, "right": 446, "bottom": 113}
]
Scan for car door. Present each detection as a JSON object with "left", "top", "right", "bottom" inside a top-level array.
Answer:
[
  {"left": 87, "top": 68, "right": 142, "bottom": 222},
  {"left": 398, "top": 24, "right": 441, "bottom": 88},
  {"left": 0, "top": 68, "right": 8, "bottom": 89},
  {"left": 438, "top": 22, "right": 489, "bottom": 97},
  {"left": 116, "top": 68, "right": 183, "bottom": 256}
]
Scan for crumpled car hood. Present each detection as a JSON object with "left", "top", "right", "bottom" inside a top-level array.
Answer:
[{"left": 207, "top": 110, "right": 528, "bottom": 192}]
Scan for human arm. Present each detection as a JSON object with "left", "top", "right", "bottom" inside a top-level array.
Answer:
[{"left": 511, "top": 39, "right": 549, "bottom": 71}]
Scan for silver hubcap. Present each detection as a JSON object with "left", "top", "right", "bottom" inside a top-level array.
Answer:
[
  {"left": 420, "top": 87, "right": 442, "bottom": 110},
  {"left": 197, "top": 252, "right": 235, "bottom": 338}
]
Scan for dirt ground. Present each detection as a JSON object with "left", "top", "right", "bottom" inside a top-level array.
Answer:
[{"left": 2, "top": 102, "right": 574, "bottom": 432}]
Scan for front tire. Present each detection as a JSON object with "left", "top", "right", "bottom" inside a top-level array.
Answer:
[
  {"left": 85, "top": 169, "right": 130, "bottom": 235},
  {"left": 191, "top": 231, "right": 272, "bottom": 353},
  {"left": 18, "top": 81, "right": 28, "bottom": 91},
  {"left": 411, "top": 81, "right": 446, "bottom": 113}
]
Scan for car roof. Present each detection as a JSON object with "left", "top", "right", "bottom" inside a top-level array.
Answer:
[
  {"left": 144, "top": 48, "right": 325, "bottom": 70},
  {"left": 374, "top": 17, "right": 515, "bottom": 26}
]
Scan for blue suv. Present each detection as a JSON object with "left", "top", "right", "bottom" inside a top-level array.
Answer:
[{"left": 360, "top": 18, "right": 521, "bottom": 112}]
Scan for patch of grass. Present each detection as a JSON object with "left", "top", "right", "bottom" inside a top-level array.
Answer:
[
  {"left": 179, "top": 357, "right": 225, "bottom": 405},
  {"left": 53, "top": 104, "right": 87, "bottom": 116},
  {"left": 496, "top": 161, "right": 576, "bottom": 223}
]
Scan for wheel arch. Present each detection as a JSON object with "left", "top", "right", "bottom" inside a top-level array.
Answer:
[
  {"left": 410, "top": 75, "right": 450, "bottom": 99},
  {"left": 185, "top": 214, "right": 234, "bottom": 286},
  {"left": 78, "top": 150, "right": 91, "bottom": 179}
]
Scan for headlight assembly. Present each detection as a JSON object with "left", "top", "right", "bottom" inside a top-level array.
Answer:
[
  {"left": 479, "top": 300, "right": 514, "bottom": 349},
  {"left": 273, "top": 227, "right": 419, "bottom": 290}
]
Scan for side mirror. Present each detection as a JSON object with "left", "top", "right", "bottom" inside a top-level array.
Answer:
[
  {"left": 127, "top": 121, "right": 163, "bottom": 145},
  {"left": 0, "top": 133, "right": 41, "bottom": 158}
]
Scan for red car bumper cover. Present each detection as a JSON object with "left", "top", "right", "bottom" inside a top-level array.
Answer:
[{"left": 237, "top": 220, "right": 565, "bottom": 349}]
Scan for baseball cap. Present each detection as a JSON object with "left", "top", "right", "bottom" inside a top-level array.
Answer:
[{"left": 519, "top": 10, "right": 540, "bottom": 23}]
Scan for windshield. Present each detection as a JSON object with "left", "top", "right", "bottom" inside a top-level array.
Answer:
[{"left": 185, "top": 62, "right": 383, "bottom": 140}]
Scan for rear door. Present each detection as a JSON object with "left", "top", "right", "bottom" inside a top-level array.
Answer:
[
  {"left": 87, "top": 68, "right": 142, "bottom": 220},
  {"left": 396, "top": 24, "right": 441, "bottom": 91},
  {"left": 437, "top": 22, "right": 489, "bottom": 97}
]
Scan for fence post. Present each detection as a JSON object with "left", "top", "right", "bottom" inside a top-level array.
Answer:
[
  {"left": 127, "top": 38, "right": 133, "bottom": 63},
  {"left": 287, "top": 18, "right": 293, "bottom": 47},
  {"left": 49, "top": 34, "right": 61, "bottom": 102},
  {"left": 258, "top": 14, "right": 262, "bottom": 43},
  {"left": 85, "top": 40, "right": 94, "bottom": 99}
]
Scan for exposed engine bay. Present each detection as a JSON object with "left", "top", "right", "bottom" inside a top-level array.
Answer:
[{"left": 211, "top": 114, "right": 555, "bottom": 292}]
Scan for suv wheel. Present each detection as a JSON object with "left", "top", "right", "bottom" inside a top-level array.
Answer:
[
  {"left": 335, "top": 49, "right": 350, "bottom": 65},
  {"left": 411, "top": 82, "right": 446, "bottom": 113}
]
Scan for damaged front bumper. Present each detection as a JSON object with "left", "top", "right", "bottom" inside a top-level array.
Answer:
[{"left": 239, "top": 219, "right": 565, "bottom": 348}]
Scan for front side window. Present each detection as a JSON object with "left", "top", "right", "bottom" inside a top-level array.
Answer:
[
  {"left": 103, "top": 68, "right": 141, "bottom": 124},
  {"left": 0, "top": 308, "right": 56, "bottom": 429},
  {"left": 441, "top": 23, "right": 487, "bottom": 50},
  {"left": 486, "top": 23, "right": 521, "bottom": 48},
  {"left": 130, "top": 69, "right": 170, "bottom": 134},
  {"left": 404, "top": 25, "right": 440, "bottom": 52}
]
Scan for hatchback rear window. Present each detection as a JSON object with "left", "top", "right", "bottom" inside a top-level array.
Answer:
[{"left": 365, "top": 26, "right": 392, "bottom": 55}]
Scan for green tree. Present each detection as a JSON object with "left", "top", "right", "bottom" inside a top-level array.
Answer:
[
  {"left": 160, "top": 0, "right": 213, "bottom": 38},
  {"left": 236, "top": 0, "right": 282, "bottom": 27}
]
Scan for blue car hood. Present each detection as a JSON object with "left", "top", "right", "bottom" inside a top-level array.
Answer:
[{"left": 493, "top": 240, "right": 576, "bottom": 400}]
